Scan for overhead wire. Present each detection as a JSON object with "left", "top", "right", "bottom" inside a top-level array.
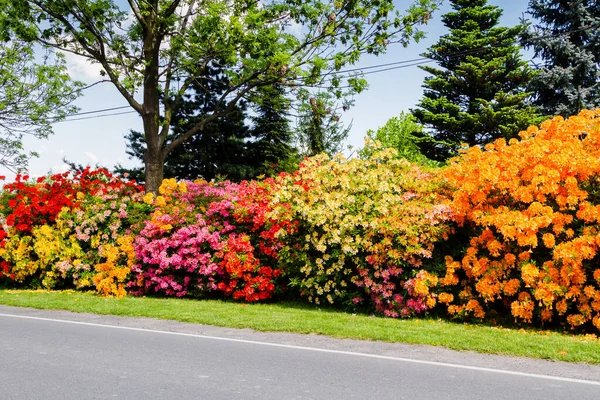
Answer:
[{"left": 55, "top": 21, "right": 600, "bottom": 122}]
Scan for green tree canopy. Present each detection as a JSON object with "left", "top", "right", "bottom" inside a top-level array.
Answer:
[
  {"left": 295, "top": 92, "right": 351, "bottom": 157},
  {"left": 412, "top": 0, "right": 540, "bottom": 161},
  {"left": 521, "top": 0, "right": 600, "bottom": 117},
  {"left": 0, "top": 40, "right": 81, "bottom": 172},
  {"left": 360, "top": 111, "right": 428, "bottom": 163},
  {"left": 1, "top": 0, "right": 439, "bottom": 192}
]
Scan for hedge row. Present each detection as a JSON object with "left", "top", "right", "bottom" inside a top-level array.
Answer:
[{"left": 2, "top": 110, "right": 600, "bottom": 332}]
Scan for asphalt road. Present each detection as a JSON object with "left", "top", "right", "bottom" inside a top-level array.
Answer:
[{"left": 0, "top": 305, "right": 599, "bottom": 399}]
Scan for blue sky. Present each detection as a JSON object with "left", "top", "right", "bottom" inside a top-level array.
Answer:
[{"left": 15, "top": 0, "right": 531, "bottom": 180}]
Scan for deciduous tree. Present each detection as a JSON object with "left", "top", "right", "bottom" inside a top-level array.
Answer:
[
  {"left": 0, "top": 40, "right": 80, "bottom": 171},
  {"left": 3, "top": 0, "right": 439, "bottom": 191}
]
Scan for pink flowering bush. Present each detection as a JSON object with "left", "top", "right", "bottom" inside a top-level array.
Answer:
[{"left": 129, "top": 179, "right": 283, "bottom": 301}]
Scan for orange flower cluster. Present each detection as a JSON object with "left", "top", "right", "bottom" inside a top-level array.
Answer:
[{"left": 442, "top": 110, "right": 600, "bottom": 331}]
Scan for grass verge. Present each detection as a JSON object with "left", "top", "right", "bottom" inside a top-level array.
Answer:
[{"left": 1, "top": 288, "right": 599, "bottom": 365}]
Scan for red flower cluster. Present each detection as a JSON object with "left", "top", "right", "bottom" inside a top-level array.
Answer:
[
  {"left": 217, "top": 234, "right": 281, "bottom": 302},
  {"left": 1, "top": 168, "right": 141, "bottom": 236}
]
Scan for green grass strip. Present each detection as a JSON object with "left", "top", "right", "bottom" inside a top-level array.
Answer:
[{"left": 1, "top": 288, "right": 599, "bottom": 365}]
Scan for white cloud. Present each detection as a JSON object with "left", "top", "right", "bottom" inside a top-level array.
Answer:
[
  {"left": 53, "top": 163, "right": 70, "bottom": 174},
  {"left": 85, "top": 152, "right": 99, "bottom": 163},
  {"left": 61, "top": 51, "right": 104, "bottom": 83}
]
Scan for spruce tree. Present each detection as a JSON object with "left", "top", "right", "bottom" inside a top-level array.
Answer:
[
  {"left": 412, "top": 0, "right": 539, "bottom": 161},
  {"left": 521, "top": 0, "right": 600, "bottom": 117}
]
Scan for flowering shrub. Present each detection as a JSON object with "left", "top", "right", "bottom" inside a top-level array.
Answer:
[
  {"left": 0, "top": 169, "right": 144, "bottom": 294},
  {"left": 0, "top": 224, "right": 87, "bottom": 288},
  {"left": 0, "top": 168, "right": 141, "bottom": 236},
  {"left": 129, "top": 179, "right": 283, "bottom": 301},
  {"left": 269, "top": 147, "right": 453, "bottom": 317},
  {"left": 93, "top": 236, "right": 136, "bottom": 297},
  {"left": 442, "top": 110, "right": 600, "bottom": 331}
]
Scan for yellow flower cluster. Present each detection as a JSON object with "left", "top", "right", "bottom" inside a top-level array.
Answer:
[
  {"left": 92, "top": 235, "right": 135, "bottom": 298},
  {"left": 158, "top": 178, "right": 188, "bottom": 196},
  {"left": 2, "top": 225, "right": 86, "bottom": 288}
]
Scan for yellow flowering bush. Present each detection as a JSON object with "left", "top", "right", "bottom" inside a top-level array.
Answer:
[
  {"left": 1, "top": 224, "right": 88, "bottom": 289},
  {"left": 270, "top": 146, "right": 453, "bottom": 317},
  {"left": 92, "top": 235, "right": 136, "bottom": 297}
]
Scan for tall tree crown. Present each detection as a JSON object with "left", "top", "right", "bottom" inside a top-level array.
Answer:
[
  {"left": 521, "top": 0, "right": 600, "bottom": 117},
  {"left": 412, "top": 0, "right": 539, "bottom": 161},
  {"left": 1, "top": 0, "right": 439, "bottom": 192}
]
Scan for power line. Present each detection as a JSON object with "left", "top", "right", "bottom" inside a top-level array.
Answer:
[
  {"left": 53, "top": 21, "right": 600, "bottom": 123},
  {"left": 70, "top": 105, "right": 131, "bottom": 116},
  {"left": 308, "top": 22, "right": 600, "bottom": 84},
  {"left": 55, "top": 110, "right": 138, "bottom": 122}
]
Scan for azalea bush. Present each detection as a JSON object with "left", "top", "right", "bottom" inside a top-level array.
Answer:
[
  {"left": 270, "top": 146, "right": 453, "bottom": 317},
  {"left": 441, "top": 110, "right": 600, "bottom": 331},
  {"left": 0, "top": 168, "right": 144, "bottom": 295},
  {"left": 0, "top": 168, "right": 141, "bottom": 235},
  {"left": 129, "top": 178, "right": 283, "bottom": 301}
]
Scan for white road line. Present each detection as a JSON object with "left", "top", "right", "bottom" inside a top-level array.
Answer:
[{"left": 1, "top": 311, "right": 599, "bottom": 386}]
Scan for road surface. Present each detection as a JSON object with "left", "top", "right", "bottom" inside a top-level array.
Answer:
[{"left": 1, "top": 305, "right": 599, "bottom": 399}]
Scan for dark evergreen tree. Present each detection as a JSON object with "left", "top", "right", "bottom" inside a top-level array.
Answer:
[
  {"left": 412, "top": 0, "right": 540, "bottom": 161},
  {"left": 521, "top": 0, "right": 600, "bottom": 117},
  {"left": 116, "top": 66, "right": 295, "bottom": 182},
  {"left": 247, "top": 85, "right": 297, "bottom": 176}
]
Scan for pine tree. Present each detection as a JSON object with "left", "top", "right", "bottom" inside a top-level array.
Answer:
[
  {"left": 521, "top": 0, "right": 600, "bottom": 117},
  {"left": 412, "top": 0, "right": 540, "bottom": 161},
  {"left": 247, "top": 85, "right": 297, "bottom": 176}
]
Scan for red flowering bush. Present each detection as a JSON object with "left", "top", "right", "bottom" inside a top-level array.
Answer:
[
  {"left": 0, "top": 168, "right": 141, "bottom": 236},
  {"left": 441, "top": 110, "right": 600, "bottom": 332}
]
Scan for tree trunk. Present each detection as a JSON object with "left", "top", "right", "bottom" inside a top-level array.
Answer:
[{"left": 144, "top": 156, "right": 164, "bottom": 194}]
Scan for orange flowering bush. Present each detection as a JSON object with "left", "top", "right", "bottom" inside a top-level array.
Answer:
[
  {"left": 92, "top": 236, "right": 136, "bottom": 297},
  {"left": 442, "top": 110, "right": 600, "bottom": 331}
]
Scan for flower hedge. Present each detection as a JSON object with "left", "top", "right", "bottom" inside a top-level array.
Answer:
[
  {"left": 129, "top": 178, "right": 283, "bottom": 301},
  {"left": 440, "top": 110, "right": 600, "bottom": 332},
  {"left": 2, "top": 111, "right": 600, "bottom": 333},
  {"left": 269, "top": 148, "right": 453, "bottom": 316}
]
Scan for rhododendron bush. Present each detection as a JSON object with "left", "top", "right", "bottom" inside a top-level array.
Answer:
[
  {"left": 4, "top": 111, "right": 600, "bottom": 334},
  {"left": 270, "top": 147, "right": 453, "bottom": 317},
  {"left": 129, "top": 179, "right": 283, "bottom": 301},
  {"left": 441, "top": 110, "right": 600, "bottom": 331}
]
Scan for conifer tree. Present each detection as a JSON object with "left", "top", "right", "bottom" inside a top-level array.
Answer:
[
  {"left": 247, "top": 85, "right": 297, "bottom": 176},
  {"left": 412, "top": 0, "right": 539, "bottom": 161},
  {"left": 521, "top": 0, "right": 600, "bottom": 117},
  {"left": 116, "top": 70, "right": 296, "bottom": 182}
]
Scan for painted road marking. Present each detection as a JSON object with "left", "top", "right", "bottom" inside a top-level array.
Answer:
[{"left": 1, "top": 311, "right": 598, "bottom": 386}]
